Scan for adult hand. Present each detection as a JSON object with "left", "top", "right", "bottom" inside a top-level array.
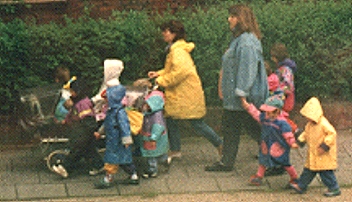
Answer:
[
  {"left": 241, "top": 97, "right": 250, "bottom": 110},
  {"left": 148, "top": 71, "right": 159, "bottom": 79}
]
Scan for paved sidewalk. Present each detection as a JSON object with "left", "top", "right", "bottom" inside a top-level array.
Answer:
[{"left": 0, "top": 130, "right": 351, "bottom": 201}]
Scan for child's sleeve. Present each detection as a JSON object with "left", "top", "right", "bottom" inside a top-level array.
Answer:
[
  {"left": 281, "top": 122, "right": 296, "bottom": 146},
  {"left": 294, "top": 129, "right": 305, "bottom": 147},
  {"left": 117, "top": 109, "right": 133, "bottom": 145},
  {"left": 245, "top": 103, "right": 261, "bottom": 122},
  {"left": 146, "top": 124, "right": 165, "bottom": 141},
  {"left": 282, "top": 132, "right": 296, "bottom": 146},
  {"left": 319, "top": 121, "right": 337, "bottom": 151}
]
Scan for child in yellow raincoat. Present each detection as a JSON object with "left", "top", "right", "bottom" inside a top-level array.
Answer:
[{"left": 290, "top": 97, "right": 341, "bottom": 197}]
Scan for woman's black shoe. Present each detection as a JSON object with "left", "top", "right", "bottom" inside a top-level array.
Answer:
[{"left": 205, "top": 161, "right": 233, "bottom": 172}]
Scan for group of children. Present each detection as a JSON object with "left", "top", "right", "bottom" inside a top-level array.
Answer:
[
  {"left": 50, "top": 43, "right": 341, "bottom": 196},
  {"left": 51, "top": 59, "right": 169, "bottom": 189},
  {"left": 243, "top": 43, "right": 340, "bottom": 197}
]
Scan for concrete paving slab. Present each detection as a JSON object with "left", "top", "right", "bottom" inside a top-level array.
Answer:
[
  {"left": 0, "top": 185, "right": 16, "bottom": 200},
  {"left": 119, "top": 178, "right": 170, "bottom": 195},
  {"left": 168, "top": 177, "right": 219, "bottom": 193},
  {"left": 66, "top": 182, "right": 119, "bottom": 197},
  {"left": 0, "top": 171, "right": 40, "bottom": 186},
  {"left": 16, "top": 183, "right": 67, "bottom": 199},
  {"left": 216, "top": 175, "right": 267, "bottom": 192}
]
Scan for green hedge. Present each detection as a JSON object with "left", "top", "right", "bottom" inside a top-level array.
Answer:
[{"left": 1, "top": 0, "right": 351, "bottom": 115}]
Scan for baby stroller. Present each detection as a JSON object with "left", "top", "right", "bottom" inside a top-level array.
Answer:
[{"left": 17, "top": 83, "right": 106, "bottom": 172}]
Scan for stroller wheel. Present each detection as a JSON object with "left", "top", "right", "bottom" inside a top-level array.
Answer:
[{"left": 46, "top": 149, "right": 69, "bottom": 172}]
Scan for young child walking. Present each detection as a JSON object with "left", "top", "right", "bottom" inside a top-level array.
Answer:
[
  {"left": 290, "top": 97, "right": 341, "bottom": 197},
  {"left": 94, "top": 59, "right": 137, "bottom": 189},
  {"left": 241, "top": 96, "right": 299, "bottom": 186},
  {"left": 138, "top": 92, "right": 169, "bottom": 178}
]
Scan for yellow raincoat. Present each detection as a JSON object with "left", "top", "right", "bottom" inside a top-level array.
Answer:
[
  {"left": 156, "top": 39, "right": 206, "bottom": 119},
  {"left": 299, "top": 97, "right": 337, "bottom": 171}
]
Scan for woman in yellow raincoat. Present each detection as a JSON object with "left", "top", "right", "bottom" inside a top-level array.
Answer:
[
  {"left": 148, "top": 20, "right": 223, "bottom": 162},
  {"left": 290, "top": 97, "right": 341, "bottom": 197}
]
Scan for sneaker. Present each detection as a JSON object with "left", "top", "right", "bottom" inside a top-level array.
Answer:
[
  {"left": 142, "top": 172, "right": 157, "bottom": 179},
  {"left": 249, "top": 175, "right": 262, "bottom": 186},
  {"left": 323, "top": 189, "right": 341, "bottom": 197},
  {"left": 290, "top": 182, "right": 304, "bottom": 194},
  {"left": 89, "top": 167, "right": 104, "bottom": 176},
  {"left": 204, "top": 161, "right": 233, "bottom": 172},
  {"left": 168, "top": 151, "right": 182, "bottom": 158},
  {"left": 52, "top": 165, "right": 68, "bottom": 178},
  {"left": 94, "top": 179, "right": 113, "bottom": 189},
  {"left": 167, "top": 151, "right": 182, "bottom": 164},
  {"left": 285, "top": 179, "right": 298, "bottom": 189}
]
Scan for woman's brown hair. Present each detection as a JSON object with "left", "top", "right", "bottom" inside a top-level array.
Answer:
[
  {"left": 228, "top": 4, "right": 262, "bottom": 40},
  {"left": 160, "top": 20, "right": 186, "bottom": 42}
]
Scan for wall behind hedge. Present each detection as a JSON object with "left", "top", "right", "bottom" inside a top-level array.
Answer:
[{"left": 1, "top": 0, "right": 351, "bottom": 115}]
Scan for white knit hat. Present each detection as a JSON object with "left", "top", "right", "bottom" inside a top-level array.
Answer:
[{"left": 104, "top": 59, "right": 124, "bottom": 87}]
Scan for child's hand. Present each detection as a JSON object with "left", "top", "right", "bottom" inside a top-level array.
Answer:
[
  {"left": 94, "top": 132, "right": 101, "bottom": 140},
  {"left": 317, "top": 147, "right": 325, "bottom": 155},
  {"left": 291, "top": 143, "right": 299, "bottom": 148}
]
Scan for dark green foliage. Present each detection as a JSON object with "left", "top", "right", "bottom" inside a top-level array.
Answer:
[{"left": 0, "top": 0, "right": 351, "bottom": 115}]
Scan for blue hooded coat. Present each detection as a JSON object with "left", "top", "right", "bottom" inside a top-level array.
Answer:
[{"left": 104, "top": 85, "right": 133, "bottom": 164}]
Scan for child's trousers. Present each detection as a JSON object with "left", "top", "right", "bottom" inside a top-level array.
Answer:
[
  {"left": 297, "top": 167, "right": 339, "bottom": 191},
  {"left": 146, "top": 154, "right": 168, "bottom": 173},
  {"left": 104, "top": 163, "right": 137, "bottom": 175}
]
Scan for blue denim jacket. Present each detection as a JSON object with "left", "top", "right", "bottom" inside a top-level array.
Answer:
[{"left": 221, "top": 32, "right": 268, "bottom": 111}]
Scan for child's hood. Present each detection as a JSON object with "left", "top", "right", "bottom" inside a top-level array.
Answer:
[
  {"left": 279, "top": 58, "right": 297, "bottom": 73},
  {"left": 145, "top": 95, "right": 164, "bottom": 113},
  {"left": 300, "top": 97, "right": 323, "bottom": 123},
  {"left": 104, "top": 59, "right": 124, "bottom": 87}
]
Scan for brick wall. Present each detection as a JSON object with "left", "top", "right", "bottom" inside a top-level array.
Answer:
[{"left": 0, "top": 0, "right": 193, "bottom": 24}]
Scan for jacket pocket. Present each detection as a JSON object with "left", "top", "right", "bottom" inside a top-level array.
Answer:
[{"left": 143, "top": 141, "right": 156, "bottom": 150}]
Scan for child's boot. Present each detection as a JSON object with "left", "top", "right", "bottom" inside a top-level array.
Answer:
[{"left": 249, "top": 174, "right": 262, "bottom": 186}]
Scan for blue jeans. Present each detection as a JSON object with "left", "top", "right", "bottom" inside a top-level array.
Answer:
[
  {"left": 297, "top": 168, "right": 340, "bottom": 191},
  {"left": 167, "top": 118, "right": 223, "bottom": 152},
  {"left": 221, "top": 110, "right": 261, "bottom": 168},
  {"left": 146, "top": 154, "right": 168, "bottom": 173}
]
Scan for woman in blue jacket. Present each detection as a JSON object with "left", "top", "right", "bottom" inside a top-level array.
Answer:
[{"left": 206, "top": 4, "right": 268, "bottom": 172}]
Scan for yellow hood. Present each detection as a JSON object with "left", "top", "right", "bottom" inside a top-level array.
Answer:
[
  {"left": 170, "top": 40, "right": 195, "bottom": 53},
  {"left": 300, "top": 97, "right": 323, "bottom": 123}
]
